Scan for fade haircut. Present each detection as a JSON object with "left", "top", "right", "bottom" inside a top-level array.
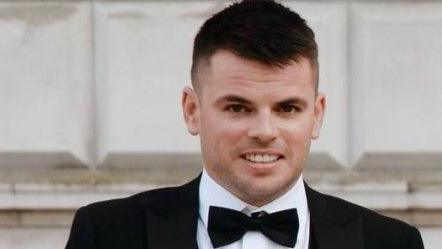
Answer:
[{"left": 191, "top": 0, "right": 319, "bottom": 92}]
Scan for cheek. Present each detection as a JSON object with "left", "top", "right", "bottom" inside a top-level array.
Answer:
[
  {"left": 203, "top": 115, "right": 248, "bottom": 137},
  {"left": 201, "top": 120, "right": 248, "bottom": 160},
  {"left": 200, "top": 115, "right": 243, "bottom": 146},
  {"left": 280, "top": 123, "right": 313, "bottom": 149}
]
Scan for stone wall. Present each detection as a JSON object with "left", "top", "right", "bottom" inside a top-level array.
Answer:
[{"left": 0, "top": 1, "right": 441, "bottom": 248}]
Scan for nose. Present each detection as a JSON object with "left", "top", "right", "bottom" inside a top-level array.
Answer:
[{"left": 247, "top": 110, "right": 278, "bottom": 143}]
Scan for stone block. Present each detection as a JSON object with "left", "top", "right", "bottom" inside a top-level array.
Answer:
[
  {"left": 12, "top": 182, "right": 139, "bottom": 209},
  {"left": 0, "top": 183, "right": 12, "bottom": 209},
  {"left": 0, "top": 228, "right": 70, "bottom": 249},
  {"left": 0, "top": 1, "right": 94, "bottom": 168},
  {"left": 350, "top": 2, "right": 442, "bottom": 169},
  {"left": 94, "top": 1, "right": 221, "bottom": 168}
]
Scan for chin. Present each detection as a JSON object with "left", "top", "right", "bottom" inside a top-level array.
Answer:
[
  {"left": 244, "top": 180, "right": 289, "bottom": 199},
  {"left": 242, "top": 188, "right": 285, "bottom": 207}
]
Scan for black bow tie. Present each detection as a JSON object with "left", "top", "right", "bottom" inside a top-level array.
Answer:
[{"left": 207, "top": 206, "right": 299, "bottom": 248}]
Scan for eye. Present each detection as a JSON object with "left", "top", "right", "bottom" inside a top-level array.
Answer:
[
  {"left": 226, "top": 104, "right": 249, "bottom": 113},
  {"left": 278, "top": 104, "right": 300, "bottom": 113}
]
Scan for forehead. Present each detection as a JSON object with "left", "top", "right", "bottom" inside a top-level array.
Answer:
[{"left": 200, "top": 50, "right": 316, "bottom": 101}]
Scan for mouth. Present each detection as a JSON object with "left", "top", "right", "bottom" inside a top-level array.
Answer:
[{"left": 240, "top": 152, "right": 284, "bottom": 164}]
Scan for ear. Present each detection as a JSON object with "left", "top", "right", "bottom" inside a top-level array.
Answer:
[
  {"left": 311, "top": 93, "right": 326, "bottom": 139},
  {"left": 182, "top": 86, "right": 200, "bottom": 136}
]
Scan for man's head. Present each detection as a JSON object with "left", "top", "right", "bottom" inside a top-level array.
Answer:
[{"left": 182, "top": 0, "right": 325, "bottom": 206}]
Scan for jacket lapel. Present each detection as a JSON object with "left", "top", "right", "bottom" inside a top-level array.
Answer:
[
  {"left": 145, "top": 175, "right": 201, "bottom": 249},
  {"left": 306, "top": 183, "right": 364, "bottom": 249}
]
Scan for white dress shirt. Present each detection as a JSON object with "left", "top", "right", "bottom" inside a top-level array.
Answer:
[{"left": 197, "top": 169, "right": 310, "bottom": 249}]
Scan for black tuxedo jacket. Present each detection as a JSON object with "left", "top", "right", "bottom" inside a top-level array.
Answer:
[{"left": 65, "top": 175, "right": 424, "bottom": 249}]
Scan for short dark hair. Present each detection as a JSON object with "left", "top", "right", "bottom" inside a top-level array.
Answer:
[{"left": 191, "top": 0, "right": 318, "bottom": 91}]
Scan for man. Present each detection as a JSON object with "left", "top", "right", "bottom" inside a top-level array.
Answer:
[{"left": 65, "top": 1, "right": 424, "bottom": 249}]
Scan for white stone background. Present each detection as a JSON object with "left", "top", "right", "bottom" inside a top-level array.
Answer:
[{"left": 0, "top": 0, "right": 441, "bottom": 248}]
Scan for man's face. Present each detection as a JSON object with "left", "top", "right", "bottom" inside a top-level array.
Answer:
[{"left": 182, "top": 50, "right": 325, "bottom": 206}]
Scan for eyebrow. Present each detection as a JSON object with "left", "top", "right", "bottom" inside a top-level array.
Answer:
[
  {"left": 215, "top": 95, "right": 252, "bottom": 105},
  {"left": 215, "top": 95, "right": 308, "bottom": 108},
  {"left": 278, "top": 97, "right": 308, "bottom": 108}
]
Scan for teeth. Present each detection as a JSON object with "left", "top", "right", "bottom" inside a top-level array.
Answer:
[
  {"left": 245, "top": 153, "right": 279, "bottom": 163},
  {"left": 263, "top": 154, "right": 270, "bottom": 162}
]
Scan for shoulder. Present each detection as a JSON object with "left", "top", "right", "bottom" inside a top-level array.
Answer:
[
  {"left": 317, "top": 188, "right": 411, "bottom": 227},
  {"left": 66, "top": 184, "right": 189, "bottom": 248},
  {"left": 308, "top": 186, "right": 424, "bottom": 249}
]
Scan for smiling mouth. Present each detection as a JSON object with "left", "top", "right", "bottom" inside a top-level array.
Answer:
[{"left": 241, "top": 153, "right": 283, "bottom": 163}]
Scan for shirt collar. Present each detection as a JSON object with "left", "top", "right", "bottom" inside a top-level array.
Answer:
[{"left": 198, "top": 169, "right": 309, "bottom": 230}]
